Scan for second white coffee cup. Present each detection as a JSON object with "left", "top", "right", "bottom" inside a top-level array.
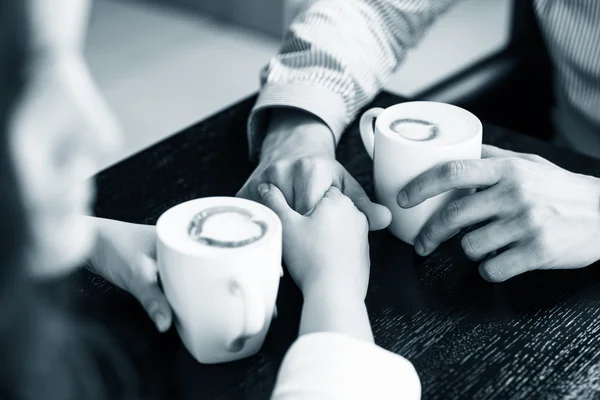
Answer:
[
  {"left": 156, "top": 197, "right": 282, "bottom": 364},
  {"left": 359, "top": 101, "right": 482, "bottom": 245}
]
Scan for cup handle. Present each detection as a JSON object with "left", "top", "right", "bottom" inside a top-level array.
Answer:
[
  {"left": 274, "top": 264, "right": 283, "bottom": 318},
  {"left": 226, "top": 275, "right": 265, "bottom": 353},
  {"left": 359, "top": 107, "right": 384, "bottom": 159}
]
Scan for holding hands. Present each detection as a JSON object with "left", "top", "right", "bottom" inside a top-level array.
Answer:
[
  {"left": 86, "top": 165, "right": 374, "bottom": 338},
  {"left": 400, "top": 145, "right": 600, "bottom": 282},
  {"left": 258, "top": 183, "right": 370, "bottom": 299},
  {"left": 258, "top": 182, "right": 373, "bottom": 341},
  {"left": 86, "top": 141, "right": 600, "bottom": 338},
  {"left": 238, "top": 109, "right": 391, "bottom": 230}
]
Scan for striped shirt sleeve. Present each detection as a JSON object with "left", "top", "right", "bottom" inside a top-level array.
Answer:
[{"left": 247, "top": 0, "right": 460, "bottom": 159}]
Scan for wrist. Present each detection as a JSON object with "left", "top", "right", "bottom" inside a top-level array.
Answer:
[
  {"left": 260, "top": 108, "right": 336, "bottom": 163},
  {"left": 302, "top": 276, "right": 367, "bottom": 304},
  {"left": 301, "top": 280, "right": 373, "bottom": 342}
]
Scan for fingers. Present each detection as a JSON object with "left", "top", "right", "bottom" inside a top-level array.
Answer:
[
  {"left": 293, "top": 162, "right": 333, "bottom": 215},
  {"left": 460, "top": 218, "right": 523, "bottom": 261},
  {"left": 482, "top": 144, "right": 555, "bottom": 166},
  {"left": 414, "top": 188, "right": 503, "bottom": 256},
  {"left": 317, "top": 186, "right": 356, "bottom": 211},
  {"left": 322, "top": 185, "right": 345, "bottom": 200},
  {"left": 136, "top": 223, "right": 158, "bottom": 258},
  {"left": 316, "top": 186, "right": 369, "bottom": 232},
  {"left": 478, "top": 247, "right": 535, "bottom": 283},
  {"left": 398, "top": 159, "right": 503, "bottom": 208},
  {"left": 340, "top": 171, "right": 392, "bottom": 231},
  {"left": 258, "top": 183, "right": 299, "bottom": 222},
  {"left": 127, "top": 254, "right": 172, "bottom": 332},
  {"left": 237, "top": 167, "right": 295, "bottom": 206}
]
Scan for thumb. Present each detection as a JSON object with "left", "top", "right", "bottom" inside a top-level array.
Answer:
[
  {"left": 341, "top": 172, "right": 391, "bottom": 231},
  {"left": 322, "top": 185, "right": 345, "bottom": 200},
  {"left": 127, "top": 254, "right": 172, "bottom": 333},
  {"left": 257, "top": 183, "right": 298, "bottom": 222}
]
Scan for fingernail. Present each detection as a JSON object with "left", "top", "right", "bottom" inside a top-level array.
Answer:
[
  {"left": 257, "top": 183, "right": 270, "bottom": 198},
  {"left": 154, "top": 312, "right": 169, "bottom": 332},
  {"left": 398, "top": 190, "right": 409, "bottom": 207},
  {"left": 148, "top": 300, "right": 160, "bottom": 314},
  {"left": 414, "top": 239, "right": 425, "bottom": 256},
  {"left": 479, "top": 264, "right": 502, "bottom": 283},
  {"left": 478, "top": 265, "right": 491, "bottom": 282}
]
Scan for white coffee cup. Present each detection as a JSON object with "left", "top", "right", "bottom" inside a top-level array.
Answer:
[
  {"left": 156, "top": 197, "right": 282, "bottom": 364},
  {"left": 359, "top": 101, "right": 482, "bottom": 245}
]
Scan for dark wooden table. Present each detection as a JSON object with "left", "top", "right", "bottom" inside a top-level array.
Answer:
[{"left": 75, "top": 92, "right": 600, "bottom": 399}]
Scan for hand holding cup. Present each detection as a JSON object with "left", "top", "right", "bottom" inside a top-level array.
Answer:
[{"left": 400, "top": 145, "right": 600, "bottom": 282}]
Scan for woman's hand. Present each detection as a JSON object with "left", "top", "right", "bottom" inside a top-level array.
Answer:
[
  {"left": 258, "top": 183, "right": 370, "bottom": 299},
  {"left": 86, "top": 217, "right": 172, "bottom": 332},
  {"left": 398, "top": 145, "right": 600, "bottom": 282},
  {"left": 259, "top": 183, "right": 373, "bottom": 342},
  {"left": 238, "top": 109, "right": 391, "bottom": 230}
]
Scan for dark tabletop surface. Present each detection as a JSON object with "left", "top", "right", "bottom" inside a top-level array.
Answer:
[{"left": 73, "top": 91, "right": 600, "bottom": 399}]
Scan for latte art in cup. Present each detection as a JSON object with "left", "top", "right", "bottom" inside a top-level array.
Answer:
[
  {"left": 389, "top": 118, "right": 439, "bottom": 141},
  {"left": 156, "top": 197, "right": 282, "bottom": 364},
  {"left": 359, "top": 101, "right": 482, "bottom": 244},
  {"left": 188, "top": 206, "right": 267, "bottom": 248}
]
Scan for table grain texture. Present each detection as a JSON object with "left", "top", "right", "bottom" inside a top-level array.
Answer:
[{"left": 75, "top": 92, "right": 600, "bottom": 399}]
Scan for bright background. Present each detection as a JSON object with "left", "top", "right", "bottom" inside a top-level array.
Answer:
[{"left": 86, "top": 0, "right": 512, "bottom": 171}]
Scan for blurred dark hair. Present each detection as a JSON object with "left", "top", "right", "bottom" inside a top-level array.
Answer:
[
  {"left": 0, "top": 0, "right": 32, "bottom": 395},
  {"left": 0, "top": 2, "right": 135, "bottom": 399}
]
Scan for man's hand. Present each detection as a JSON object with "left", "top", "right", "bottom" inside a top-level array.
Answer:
[
  {"left": 238, "top": 109, "right": 391, "bottom": 230},
  {"left": 87, "top": 217, "right": 172, "bottom": 332},
  {"left": 398, "top": 144, "right": 600, "bottom": 282}
]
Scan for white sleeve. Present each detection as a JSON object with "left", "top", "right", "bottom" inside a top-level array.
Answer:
[{"left": 271, "top": 332, "right": 421, "bottom": 399}]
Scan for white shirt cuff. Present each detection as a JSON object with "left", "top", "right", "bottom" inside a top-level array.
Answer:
[
  {"left": 271, "top": 332, "right": 421, "bottom": 399},
  {"left": 247, "top": 82, "right": 349, "bottom": 161}
]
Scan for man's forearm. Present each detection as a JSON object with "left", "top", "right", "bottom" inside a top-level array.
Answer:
[
  {"left": 299, "top": 279, "right": 374, "bottom": 343},
  {"left": 248, "top": 0, "right": 460, "bottom": 159},
  {"left": 259, "top": 108, "right": 336, "bottom": 163}
]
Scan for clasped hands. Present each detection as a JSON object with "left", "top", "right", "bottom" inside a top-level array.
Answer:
[
  {"left": 241, "top": 110, "right": 600, "bottom": 285},
  {"left": 86, "top": 111, "right": 600, "bottom": 334}
]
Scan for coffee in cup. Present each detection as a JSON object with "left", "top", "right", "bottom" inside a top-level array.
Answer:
[
  {"left": 359, "top": 101, "right": 482, "bottom": 245},
  {"left": 156, "top": 197, "right": 282, "bottom": 364}
]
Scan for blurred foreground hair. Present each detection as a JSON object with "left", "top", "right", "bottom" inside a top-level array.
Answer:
[{"left": 0, "top": 1, "right": 134, "bottom": 399}]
